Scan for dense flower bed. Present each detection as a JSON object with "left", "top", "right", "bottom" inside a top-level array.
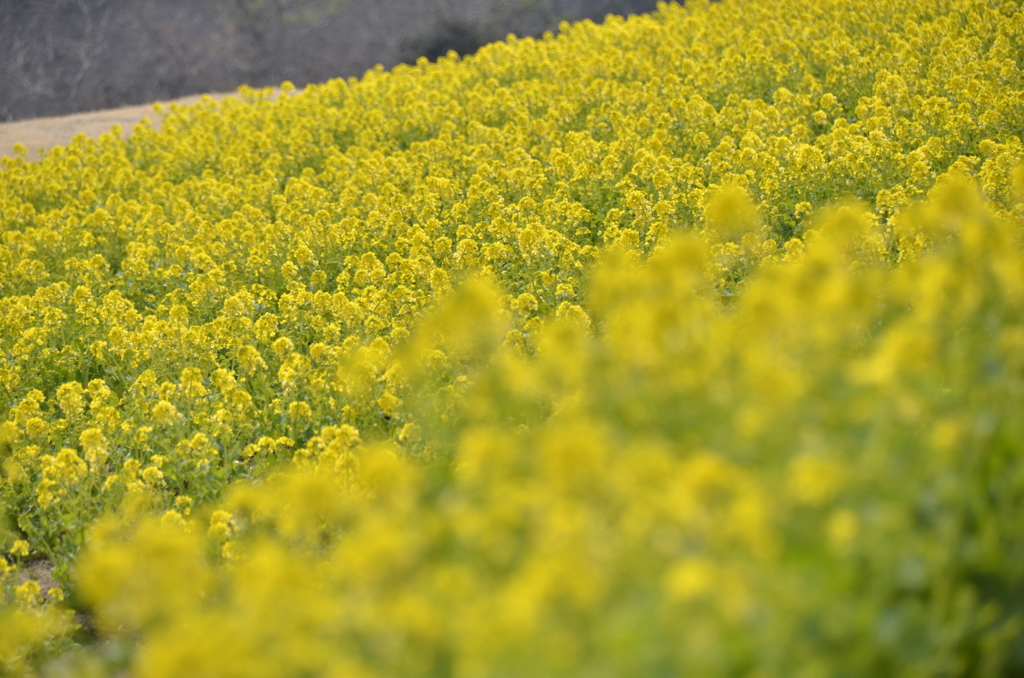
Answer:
[{"left": 1, "top": 0, "right": 1023, "bottom": 674}]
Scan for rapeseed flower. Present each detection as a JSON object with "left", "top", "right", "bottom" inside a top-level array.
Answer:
[{"left": 1, "top": 0, "right": 1023, "bottom": 673}]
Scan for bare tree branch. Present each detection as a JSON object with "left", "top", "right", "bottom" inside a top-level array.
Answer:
[{"left": 0, "top": 0, "right": 659, "bottom": 121}]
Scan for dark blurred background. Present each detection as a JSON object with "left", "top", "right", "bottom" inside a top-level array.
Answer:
[{"left": 0, "top": 0, "right": 660, "bottom": 122}]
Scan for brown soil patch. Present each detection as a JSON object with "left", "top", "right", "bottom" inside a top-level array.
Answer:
[
  {"left": 0, "top": 90, "right": 281, "bottom": 162},
  {"left": 17, "top": 558, "right": 58, "bottom": 598}
]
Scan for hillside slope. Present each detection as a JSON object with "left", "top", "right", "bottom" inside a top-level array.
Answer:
[{"left": 1, "top": 0, "right": 1024, "bottom": 675}]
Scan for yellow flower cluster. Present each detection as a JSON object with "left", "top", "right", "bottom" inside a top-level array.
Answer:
[
  {"left": 76, "top": 177, "right": 1024, "bottom": 677},
  {"left": 1, "top": 0, "right": 1023, "bottom": 673}
]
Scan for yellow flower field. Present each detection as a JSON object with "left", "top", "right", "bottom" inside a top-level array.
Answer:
[{"left": 2, "top": 0, "right": 1024, "bottom": 674}]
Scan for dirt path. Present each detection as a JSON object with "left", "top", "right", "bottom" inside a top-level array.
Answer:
[{"left": 0, "top": 91, "right": 248, "bottom": 162}]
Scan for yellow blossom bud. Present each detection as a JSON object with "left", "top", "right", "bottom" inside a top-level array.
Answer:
[{"left": 152, "top": 400, "right": 180, "bottom": 426}]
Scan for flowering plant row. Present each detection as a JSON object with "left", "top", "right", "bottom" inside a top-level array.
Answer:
[{"left": 1, "top": 0, "right": 1023, "bottom": 674}]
